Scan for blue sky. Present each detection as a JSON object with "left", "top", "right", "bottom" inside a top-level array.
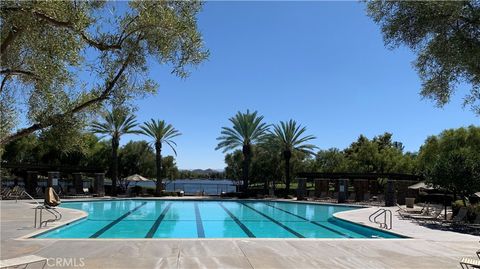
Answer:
[{"left": 123, "top": 1, "right": 478, "bottom": 170}]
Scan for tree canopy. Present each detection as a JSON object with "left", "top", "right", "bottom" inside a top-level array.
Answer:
[
  {"left": 418, "top": 126, "right": 480, "bottom": 198},
  {"left": 366, "top": 1, "right": 480, "bottom": 114},
  {"left": 0, "top": 1, "right": 208, "bottom": 145}
]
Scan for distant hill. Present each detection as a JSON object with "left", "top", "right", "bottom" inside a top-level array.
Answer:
[
  {"left": 181, "top": 168, "right": 224, "bottom": 175},
  {"left": 177, "top": 168, "right": 226, "bottom": 179}
]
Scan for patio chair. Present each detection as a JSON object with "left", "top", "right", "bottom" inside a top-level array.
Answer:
[{"left": 0, "top": 255, "right": 47, "bottom": 269}]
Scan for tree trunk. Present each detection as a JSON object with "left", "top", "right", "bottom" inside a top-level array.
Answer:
[
  {"left": 284, "top": 150, "right": 292, "bottom": 195},
  {"left": 242, "top": 144, "right": 251, "bottom": 192},
  {"left": 111, "top": 137, "right": 119, "bottom": 196},
  {"left": 155, "top": 141, "right": 163, "bottom": 196}
]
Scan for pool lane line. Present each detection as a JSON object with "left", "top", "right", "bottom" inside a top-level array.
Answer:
[
  {"left": 145, "top": 202, "right": 172, "bottom": 238},
  {"left": 265, "top": 203, "right": 352, "bottom": 238},
  {"left": 90, "top": 201, "right": 148, "bottom": 238},
  {"left": 238, "top": 202, "right": 305, "bottom": 238},
  {"left": 218, "top": 203, "right": 256, "bottom": 238},
  {"left": 194, "top": 202, "right": 205, "bottom": 238}
]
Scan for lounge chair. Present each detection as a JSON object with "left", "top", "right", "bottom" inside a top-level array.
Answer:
[
  {"left": 465, "top": 215, "right": 480, "bottom": 235},
  {"left": 460, "top": 257, "right": 480, "bottom": 269},
  {"left": 396, "top": 203, "right": 423, "bottom": 214},
  {"left": 397, "top": 203, "right": 430, "bottom": 220},
  {"left": 6, "top": 186, "right": 22, "bottom": 200},
  {"left": 1, "top": 187, "right": 12, "bottom": 199},
  {"left": 442, "top": 207, "right": 468, "bottom": 226},
  {"left": 0, "top": 255, "right": 47, "bottom": 269},
  {"left": 410, "top": 205, "right": 444, "bottom": 223}
]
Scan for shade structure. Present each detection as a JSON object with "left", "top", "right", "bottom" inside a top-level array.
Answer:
[
  {"left": 124, "top": 174, "right": 150, "bottom": 182},
  {"left": 408, "top": 181, "right": 435, "bottom": 190}
]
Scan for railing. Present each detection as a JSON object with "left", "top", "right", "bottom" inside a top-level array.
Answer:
[
  {"left": 164, "top": 182, "right": 236, "bottom": 195},
  {"left": 19, "top": 190, "right": 62, "bottom": 228},
  {"left": 369, "top": 208, "right": 393, "bottom": 230},
  {"left": 38, "top": 207, "right": 62, "bottom": 228}
]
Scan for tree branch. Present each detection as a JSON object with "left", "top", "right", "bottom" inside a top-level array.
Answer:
[
  {"left": 0, "top": 73, "right": 11, "bottom": 94},
  {"left": 0, "top": 26, "right": 22, "bottom": 60},
  {"left": 0, "top": 53, "right": 133, "bottom": 145},
  {"left": 0, "top": 6, "right": 122, "bottom": 56},
  {"left": 0, "top": 69, "right": 37, "bottom": 77}
]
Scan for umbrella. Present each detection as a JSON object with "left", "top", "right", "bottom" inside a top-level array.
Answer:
[
  {"left": 408, "top": 181, "right": 435, "bottom": 190},
  {"left": 125, "top": 174, "right": 150, "bottom": 182},
  {"left": 124, "top": 174, "right": 151, "bottom": 189}
]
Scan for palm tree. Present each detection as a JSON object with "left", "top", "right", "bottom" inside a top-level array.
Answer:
[
  {"left": 270, "top": 120, "right": 317, "bottom": 193},
  {"left": 140, "top": 119, "right": 181, "bottom": 196},
  {"left": 91, "top": 109, "right": 139, "bottom": 196},
  {"left": 216, "top": 110, "right": 269, "bottom": 192}
]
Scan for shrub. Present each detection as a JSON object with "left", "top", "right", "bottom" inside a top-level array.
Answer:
[{"left": 452, "top": 199, "right": 466, "bottom": 215}]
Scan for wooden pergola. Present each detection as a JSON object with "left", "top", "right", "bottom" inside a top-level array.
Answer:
[{"left": 1, "top": 162, "right": 106, "bottom": 196}]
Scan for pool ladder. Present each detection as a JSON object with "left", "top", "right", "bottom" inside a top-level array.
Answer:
[
  {"left": 369, "top": 208, "right": 392, "bottom": 230},
  {"left": 21, "top": 190, "right": 62, "bottom": 228}
]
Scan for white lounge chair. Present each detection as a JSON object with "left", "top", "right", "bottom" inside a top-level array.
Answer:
[
  {"left": 0, "top": 255, "right": 47, "bottom": 269},
  {"left": 410, "top": 205, "right": 444, "bottom": 223},
  {"left": 459, "top": 257, "right": 480, "bottom": 269}
]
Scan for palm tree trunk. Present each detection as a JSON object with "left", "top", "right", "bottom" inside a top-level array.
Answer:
[
  {"left": 155, "top": 141, "right": 162, "bottom": 196},
  {"left": 284, "top": 150, "right": 292, "bottom": 194},
  {"left": 111, "top": 137, "right": 119, "bottom": 196},
  {"left": 242, "top": 144, "right": 251, "bottom": 192}
]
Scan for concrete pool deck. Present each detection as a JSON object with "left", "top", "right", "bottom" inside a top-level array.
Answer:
[{"left": 1, "top": 198, "right": 478, "bottom": 268}]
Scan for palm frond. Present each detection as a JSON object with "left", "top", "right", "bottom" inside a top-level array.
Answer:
[
  {"left": 270, "top": 119, "right": 318, "bottom": 156},
  {"left": 140, "top": 118, "right": 181, "bottom": 153},
  {"left": 216, "top": 110, "right": 269, "bottom": 152},
  {"left": 90, "top": 108, "right": 139, "bottom": 140}
]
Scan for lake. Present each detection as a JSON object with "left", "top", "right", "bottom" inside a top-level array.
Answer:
[{"left": 134, "top": 179, "right": 238, "bottom": 195}]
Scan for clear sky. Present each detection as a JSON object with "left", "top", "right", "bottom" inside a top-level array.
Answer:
[{"left": 123, "top": 1, "right": 478, "bottom": 170}]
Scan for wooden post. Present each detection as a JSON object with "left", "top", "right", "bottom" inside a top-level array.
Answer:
[
  {"left": 296, "top": 178, "right": 307, "bottom": 200},
  {"left": 25, "top": 171, "right": 38, "bottom": 195},
  {"left": 47, "top": 171, "right": 60, "bottom": 187},
  {"left": 94, "top": 173, "right": 105, "bottom": 197},
  {"left": 385, "top": 180, "right": 396, "bottom": 207},
  {"left": 338, "top": 179, "right": 348, "bottom": 203},
  {"left": 72, "top": 173, "right": 83, "bottom": 194}
]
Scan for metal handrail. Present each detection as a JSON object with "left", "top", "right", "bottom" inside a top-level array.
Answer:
[
  {"left": 369, "top": 208, "right": 393, "bottom": 230},
  {"left": 18, "top": 190, "right": 41, "bottom": 205},
  {"left": 18, "top": 190, "right": 63, "bottom": 228},
  {"left": 40, "top": 207, "right": 62, "bottom": 227}
]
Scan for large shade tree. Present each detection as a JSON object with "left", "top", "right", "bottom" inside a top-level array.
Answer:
[
  {"left": 0, "top": 1, "right": 208, "bottom": 145},
  {"left": 418, "top": 126, "right": 480, "bottom": 201},
  {"left": 366, "top": 1, "right": 480, "bottom": 114},
  {"left": 216, "top": 110, "right": 269, "bottom": 192},
  {"left": 269, "top": 120, "right": 317, "bottom": 193},
  {"left": 140, "top": 119, "right": 181, "bottom": 196},
  {"left": 90, "top": 109, "right": 139, "bottom": 196}
]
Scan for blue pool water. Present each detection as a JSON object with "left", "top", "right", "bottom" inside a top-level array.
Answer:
[{"left": 35, "top": 200, "right": 403, "bottom": 239}]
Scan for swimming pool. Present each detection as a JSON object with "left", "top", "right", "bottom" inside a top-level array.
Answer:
[{"left": 35, "top": 200, "right": 402, "bottom": 239}]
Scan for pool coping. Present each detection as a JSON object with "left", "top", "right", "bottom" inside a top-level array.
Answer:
[{"left": 18, "top": 198, "right": 409, "bottom": 240}]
